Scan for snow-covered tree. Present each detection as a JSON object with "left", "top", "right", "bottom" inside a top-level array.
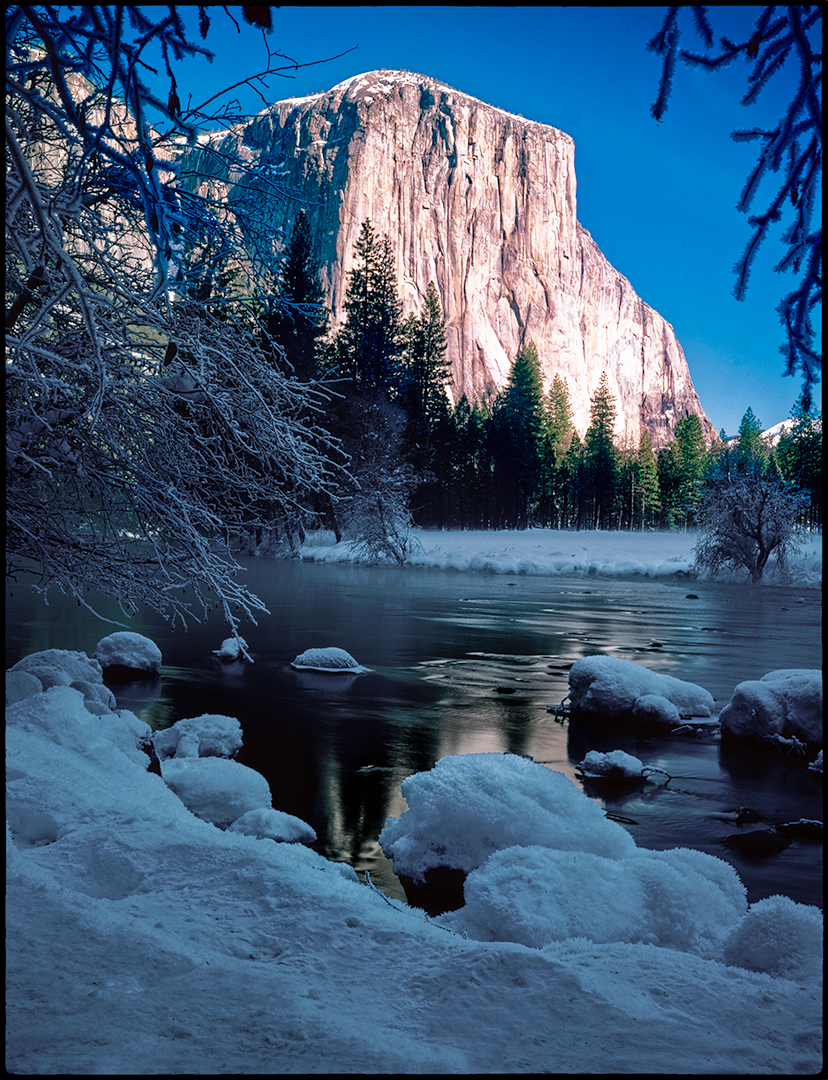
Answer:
[
  {"left": 693, "top": 474, "right": 810, "bottom": 583},
  {"left": 647, "top": 6, "right": 822, "bottom": 406},
  {"left": 5, "top": 6, "right": 345, "bottom": 635}
]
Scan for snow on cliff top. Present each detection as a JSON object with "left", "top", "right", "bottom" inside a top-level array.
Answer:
[{"left": 276, "top": 69, "right": 566, "bottom": 135}]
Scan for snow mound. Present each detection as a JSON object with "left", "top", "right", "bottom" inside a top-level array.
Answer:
[
  {"left": 719, "top": 669, "right": 822, "bottom": 748},
  {"left": 93, "top": 632, "right": 162, "bottom": 674},
  {"left": 290, "top": 647, "right": 371, "bottom": 673},
  {"left": 568, "top": 655, "right": 714, "bottom": 721},
  {"left": 160, "top": 758, "right": 272, "bottom": 827},
  {"left": 9, "top": 649, "right": 117, "bottom": 715},
  {"left": 440, "top": 843, "right": 747, "bottom": 960},
  {"left": 213, "top": 636, "right": 248, "bottom": 660},
  {"left": 723, "top": 895, "right": 823, "bottom": 980},
  {"left": 152, "top": 714, "right": 243, "bottom": 761},
  {"left": 578, "top": 749, "right": 646, "bottom": 779},
  {"left": 228, "top": 807, "right": 317, "bottom": 844},
  {"left": 6, "top": 686, "right": 157, "bottom": 846},
  {"left": 379, "top": 753, "right": 635, "bottom": 883}
]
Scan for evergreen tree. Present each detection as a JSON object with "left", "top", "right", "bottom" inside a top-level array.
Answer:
[
  {"left": 541, "top": 373, "right": 575, "bottom": 528},
  {"left": 401, "top": 282, "right": 451, "bottom": 425},
  {"left": 634, "top": 430, "right": 661, "bottom": 530},
  {"left": 775, "top": 401, "right": 823, "bottom": 528},
  {"left": 267, "top": 210, "right": 327, "bottom": 381},
  {"left": 583, "top": 371, "right": 618, "bottom": 529},
  {"left": 734, "top": 407, "right": 769, "bottom": 474},
  {"left": 673, "top": 414, "right": 708, "bottom": 524},
  {"left": 657, "top": 440, "right": 685, "bottom": 528},
  {"left": 398, "top": 281, "right": 452, "bottom": 524},
  {"left": 490, "top": 342, "right": 545, "bottom": 528},
  {"left": 333, "top": 220, "right": 402, "bottom": 394}
]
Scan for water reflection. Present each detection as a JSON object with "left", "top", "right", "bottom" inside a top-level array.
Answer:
[{"left": 5, "top": 558, "right": 821, "bottom": 909}]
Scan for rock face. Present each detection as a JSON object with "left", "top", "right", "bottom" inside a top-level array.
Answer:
[{"left": 197, "top": 69, "right": 714, "bottom": 448}]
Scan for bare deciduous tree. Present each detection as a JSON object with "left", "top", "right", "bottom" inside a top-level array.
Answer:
[
  {"left": 5, "top": 6, "right": 350, "bottom": 642},
  {"left": 693, "top": 474, "right": 810, "bottom": 583}
]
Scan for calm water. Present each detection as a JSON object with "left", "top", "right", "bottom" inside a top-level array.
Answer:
[{"left": 6, "top": 556, "right": 822, "bottom": 908}]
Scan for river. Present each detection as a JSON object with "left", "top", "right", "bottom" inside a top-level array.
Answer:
[{"left": 6, "top": 556, "right": 822, "bottom": 908}]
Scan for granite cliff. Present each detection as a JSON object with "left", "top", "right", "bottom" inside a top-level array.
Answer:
[{"left": 193, "top": 69, "right": 715, "bottom": 449}]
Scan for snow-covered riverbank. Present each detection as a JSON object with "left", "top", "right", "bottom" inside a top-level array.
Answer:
[
  {"left": 298, "top": 527, "right": 823, "bottom": 589},
  {"left": 6, "top": 530, "right": 823, "bottom": 1073}
]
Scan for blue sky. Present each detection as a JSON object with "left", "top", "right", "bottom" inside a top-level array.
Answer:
[{"left": 157, "top": 5, "right": 821, "bottom": 437}]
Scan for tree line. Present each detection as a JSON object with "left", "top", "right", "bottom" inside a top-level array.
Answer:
[
  {"left": 6, "top": 5, "right": 820, "bottom": 633},
  {"left": 258, "top": 214, "right": 822, "bottom": 550}
]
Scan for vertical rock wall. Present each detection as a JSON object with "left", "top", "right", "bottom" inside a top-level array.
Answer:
[{"left": 199, "top": 70, "right": 714, "bottom": 448}]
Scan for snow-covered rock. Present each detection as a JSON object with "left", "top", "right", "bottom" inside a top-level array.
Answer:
[
  {"left": 719, "top": 669, "right": 822, "bottom": 749},
  {"left": 379, "top": 753, "right": 636, "bottom": 883},
  {"left": 723, "top": 894, "right": 823, "bottom": 980},
  {"left": 578, "top": 749, "right": 647, "bottom": 779},
  {"left": 93, "top": 632, "right": 162, "bottom": 675},
  {"left": 9, "top": 649, "right": 117, "bottom": 715},
  {"left": 290, "top": 647, "right": 372, "bottom": 674},
  {"left": 213, "top": 636, "right": 248, "bottom": 660},
  {"left": 440, "top": 842, "right": 747, "bottom": 960},
  {"left": 568, "top": 655, "right": 714, "bottom": 722},
  {"left": 160, "top": 757, "right": 272, "bottom": 827},
  {"left": 227, "top": 807, "right": 317, "bottom": 844},
  {"left": 152, "top": 714, "right": 243, "bottom": 761}
]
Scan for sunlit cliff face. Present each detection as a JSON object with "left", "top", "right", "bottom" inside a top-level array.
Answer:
[{"left": 187, "top": 69, "right": 716, "bottom": 450}]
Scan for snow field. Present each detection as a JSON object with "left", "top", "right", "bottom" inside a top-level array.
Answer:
[{"left": 297, "top": 526, "right": 823, "bottom": 588}]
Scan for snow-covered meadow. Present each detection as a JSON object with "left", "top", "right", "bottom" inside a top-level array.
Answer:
[
  {"left": 6, "top": 529, "right": 823, "bottom": 1074},
  {"left": 296, "top": 526, "right": 823, "bottom": 588}
]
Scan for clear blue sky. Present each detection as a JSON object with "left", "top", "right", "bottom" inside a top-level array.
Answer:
[{"left": 156, "top": 5, "right": 821, "bottom": 437}]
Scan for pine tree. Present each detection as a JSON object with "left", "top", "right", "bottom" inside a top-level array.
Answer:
[
  {"left": 734, "top": 407, "right": 769, "bottom": 474},
  {"left": 490, "top": 342, "right": 545, "bottom": 528},
  {"left": 399, "top": 282, "right": 453, "bottom": 525},
  {"left": 673, "top": 414, "right": 708, "bottom": 524},
  {"left": 775, "top": 401, "right": 823, "bottom": 528},
  {"left": 584, "top": 371, "right": 618, "bottom": 529},
  {"left": 334, "top": 220, "right": 402, "bottom": 394},
  {"left": 267, "top": 210, "right": 327, "bottom": 381},
  {"left": 634, "top": 430, "right": 661, "bottom": 530},
  {"left": 542, "top": 373, "right": 575, "bottom": 528}
]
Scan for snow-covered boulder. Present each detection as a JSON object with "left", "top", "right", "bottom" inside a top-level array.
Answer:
[
  {"left": 160, "top": 757, "right": 272, "bottom": 827},
  {"left": 440, "top": 842, "right": 747, "bottom": 960},
  {"left": 568, "top": 655, "right": 714, "bottom": 723},
  {"left": 379, "top": 753, "right": 636, "bottom": 885},
  {"left": 719, "top": 669, "right": 822, "bottom": 749},
  {"left": 9, "top": 649, "right": 117, "bottom": 715},
  {"left": 152, "top": 714, "right": 243, "bottom": 761},
  {"left": 213, "top": 636, "right": 248, "bottom": 661},
  {"left": 578, "top": 749, "right": 647, "bottom": 781},
  {"left": 227, "top": 807, "right": 317, "bottom": 844},
  {"left": 290, "top": 647, "right": 371, "bottom": 674},
  {"left": 6, "top": 669, "right": 46, "bottom": 706},
  {"left": 723, "top": 894, "right": 823, "bottom": 980},
  {"left": 93, "top": 632, "right": 162, "bottom": 677}
]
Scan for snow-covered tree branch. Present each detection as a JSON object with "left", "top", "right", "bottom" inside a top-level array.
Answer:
[
  {"left": 693, "top": 472, "right": 810, "bottom": 583},
  {"left": 5, "top": 6, "right": 347, "bottom": 632},
  {"left": 647, "top": 6, "right": 822, "bottom": 407}
]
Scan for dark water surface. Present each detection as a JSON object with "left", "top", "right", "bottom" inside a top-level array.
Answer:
[{"left": 6, "top": 557, "right": 822, "bottom": 908}]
